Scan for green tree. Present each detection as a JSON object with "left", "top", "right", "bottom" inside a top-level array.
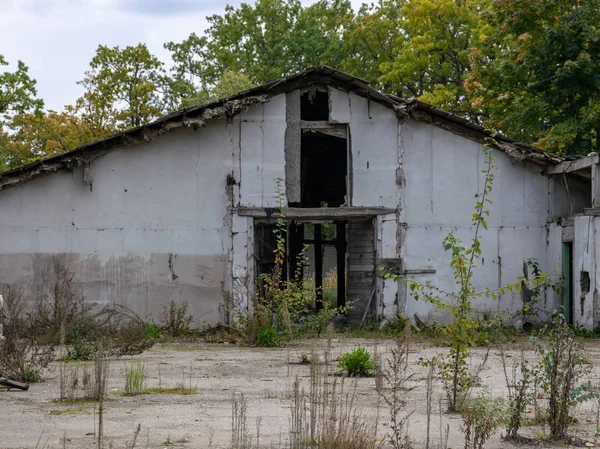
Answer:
[
  {"left": 165, "top": 0, "right": 353, "bottom": 98},
  {"left": 1, "top": 108, "right": 98, "bottom": 170},
  {"left": 378, "top": 0, "right": 485, "bottom": 117},
  {"left": 0, "top": 55, "right": 43, "bottom": 119},
  {"left": 0, "top": 55, "right": 44, "bottom": 171},
  {"left": 342, "top": 0, "right": 404, "bottom": 88},
  {"left": 80, "top": 44, "right": 165, "bottom": 129},
  {"left": 179, "top": 70, "right": 255, "bottom": 109},
  {"left": 467, "top": 0, "right": 600, "bottom": 156}
]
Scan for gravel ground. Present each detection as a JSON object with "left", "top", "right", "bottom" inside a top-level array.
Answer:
[{"left": 2, "top": 336, "right": 600, "bottom": 449}]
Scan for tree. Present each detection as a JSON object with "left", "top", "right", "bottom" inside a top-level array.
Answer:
[
  {"left": 80, "top": 44, "right": 166, "bottom": 130},
  {"left": 342, "top": 0, "right": 404, "bottom": 89},
  {"left": 466, "top": 0, "right": 600, "bottom": 156},
  {"left": 165, "top": 0, "right": 354, "bottom": 102},
  {"left": 0, "top": 55, "right": 44, "bottom": 171},
  {"left": 179, "top": 71, "right": 255, "bottom": 109},
  {"left": 377, "top": 0, "right": 485, "bottom": 118},
  {"left": 0, "top": 55, "right": 43, "bottom": 120},
  {"left": 1, "top": 108, "right": 97, "bottom": 170}
]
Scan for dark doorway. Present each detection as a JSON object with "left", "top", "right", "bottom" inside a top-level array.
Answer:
[
  {"left": 300, "top": 132, "right": 347, "bottom": 207},
  {"left": 254, "top": 219, "right": 348, "bottom": 311},
  {"left": 255, "top": 222, "right": 281, "bottom": 279}
]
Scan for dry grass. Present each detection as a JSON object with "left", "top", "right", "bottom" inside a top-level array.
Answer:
[{"left": 302, "top": 269, "right": 338, "bottom": 309}]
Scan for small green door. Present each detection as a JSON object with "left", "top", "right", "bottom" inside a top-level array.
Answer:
[{"left": 562, "top": 242, "right": 573, "bottom": 324}]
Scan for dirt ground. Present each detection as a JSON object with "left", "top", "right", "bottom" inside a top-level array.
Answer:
[{"left": 2, "top": 336, "right": 600, "bottom": 449}]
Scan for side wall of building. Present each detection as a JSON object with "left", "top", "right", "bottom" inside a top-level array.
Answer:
[
  {"left": 0, "top": 86, "right": 589, "bottom": 326},
  {"left": 398, "top": 121, "right": 588, "bottom": 324},
  {"left": 0, "top": 121, "right": 234, "bottom": 325}
]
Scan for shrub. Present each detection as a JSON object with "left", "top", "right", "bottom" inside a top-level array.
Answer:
[
  {"left": 256, "top": 327, "right": 280, "bottom": 347},
  {"left": 461, "top": 393, "right": 507, "bottom": 449},
  {"left": 531, "top": 315, "right": 597, "bottom": 439},
  {"left": 160, "top": 300, "right": 193, "bottom": 337},
  {"left": 144, "top": 324, "right": 162, "bottom": 339},
  {"left": 339, "top": 347, "right": 375, "bottom": 377},
  {"left": 0, "top": 286, "right": 55, "bottom": 382},
  {"left": 67, "top": 323, "right": 95, "bottom": 360}
]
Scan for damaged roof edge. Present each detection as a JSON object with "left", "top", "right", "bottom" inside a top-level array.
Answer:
[
  {"left": 393, "top": 98, "right": 562, "bottom": 166},
  {"left": 0, "top": 66, "right": 562, "bottom": 191}
]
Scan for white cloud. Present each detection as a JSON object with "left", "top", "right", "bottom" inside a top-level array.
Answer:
[{"left": 0, "top": 0, "right": 364, "bottom": 111}]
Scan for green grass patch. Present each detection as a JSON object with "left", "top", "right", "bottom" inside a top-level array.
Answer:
[
  {"left": 48, "top": 405, "right": 92, "bottom": 415},
  {"left": 52, "top": 397, "right": 115, "bottom": 404},
  {"left": 144, "top": 387, "right": 198, "bottom": 395},
  {"left": 123, "top": 361, "right": 146, "bottom": 396}
]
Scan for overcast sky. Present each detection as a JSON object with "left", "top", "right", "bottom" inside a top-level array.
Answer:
[{"left": 0, "top": 0, "right": 364, "bottom": 112}]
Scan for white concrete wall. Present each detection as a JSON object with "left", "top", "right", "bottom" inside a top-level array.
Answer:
[
  {"left": 398, "top": 121, "right": 566, "bottom": 324},
  {"left": 237, "top": 95, "right": 287, "bottom": 207},
  {"left": 230, "top": 94, "right": 287, "bottom": 312},
  {"left": 0, "top": 85, "right": 588, "bottom": 327},
  {"left": 330, "top": 90, "right": 402, "bottom": 315},
  {"left": 0, "top": 121, "right": 235, "bottom": 325}
]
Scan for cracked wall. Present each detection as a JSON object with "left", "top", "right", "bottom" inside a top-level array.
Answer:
[
  {"left": 0, "top": 84, "right": 584, "bottom": 326},
  {"left": 399, "top": 120, "right": 575, "bottom": 324},
  {"left": 0, "top": 122, "right": 234, "bottom": 326}
]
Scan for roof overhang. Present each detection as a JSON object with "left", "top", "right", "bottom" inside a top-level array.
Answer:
[{"left": 0, "top": 66, "right": 567, "bottom": 191}]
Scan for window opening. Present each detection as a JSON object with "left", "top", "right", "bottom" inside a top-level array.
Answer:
[
  {"left": 300, "top": 90, "right": 328, "bottom": 121},
  {"left": 300, "top": 131, "right": 347, "bottom": 207}
]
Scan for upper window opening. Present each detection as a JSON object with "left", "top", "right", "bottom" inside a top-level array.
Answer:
[
  {"left": 300, "top": 131, "right": 347, "bottom": 207},
  {"left": 301, "top": 90, "right": 329, "bottom": 121}
]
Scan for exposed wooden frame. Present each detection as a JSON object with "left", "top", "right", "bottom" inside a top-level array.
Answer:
[
  {"left": 236, "top": 206, "right": 396, "bottom": 220},
  {"left": 547, "top": 153, "right": 599, "bottom": 175}
]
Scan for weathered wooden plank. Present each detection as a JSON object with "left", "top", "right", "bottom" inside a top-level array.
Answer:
[
  {"left": 547, "top": 154, "right": 599, "bottom": 174},
  {"left": 237, "top": 206, "right": 396, "bottom": 220}
]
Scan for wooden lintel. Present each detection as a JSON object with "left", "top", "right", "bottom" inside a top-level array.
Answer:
[
  {"left": 236, "top": 206, "right": 396, "bottom": 220},
  {"left": 403, "top": 268, "right": 436, "bottom": 275},
  {"left": 583, "top": 208, "right": 600, "bottom": 216},
  {"left": 547, "top": 153, "right": 599, "bottom": 175},
  {"left": 302, "top": 127, "right": 347, "bottom": 139},
  {"left": 593, "top": 162, "right": 600, "bottom": 208},
  {"left": 299, "top": 121, "right": 346, "bottom": 129}
]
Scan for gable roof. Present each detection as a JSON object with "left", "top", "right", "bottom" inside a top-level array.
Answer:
[{"left": 0, "top": 66, "right": 561, "bottom": 191}]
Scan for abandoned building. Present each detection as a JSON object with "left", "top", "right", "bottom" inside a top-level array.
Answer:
[{"left": 0, "top": 66, "right": 597, "bottom": 328}]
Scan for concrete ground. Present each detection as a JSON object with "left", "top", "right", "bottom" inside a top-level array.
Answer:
[{"left": 2, "top": 336, "right": 600, "bottom": 449}]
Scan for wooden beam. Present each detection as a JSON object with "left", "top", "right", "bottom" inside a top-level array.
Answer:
[
  {"left": 403, "top": 268, "right": 436, "bottom": 275},
  {"left": 314, "top": 224, "right": 323, "bottom": 311},
  {"left": 547, "top": 153, "right": 599, "bottom": 175},
  {"left": 336, "top": 221, "right": 346, "bottom": 309},
  {"left": 299, "top": 121, "right": 346, "bottom": 129},
  {"left": 593, "top": 161, "right": 600, "bottom": 208},
  {"left": 236, "top": 206, "right": 397, "bottom": 220}
]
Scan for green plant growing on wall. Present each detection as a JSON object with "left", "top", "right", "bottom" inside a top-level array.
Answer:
[
  {"left": 515, "top": 258, "right": 559, "bottom": 326},
  {"left": 387, "top": 147, "right": 550, "bottom": 412}
]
